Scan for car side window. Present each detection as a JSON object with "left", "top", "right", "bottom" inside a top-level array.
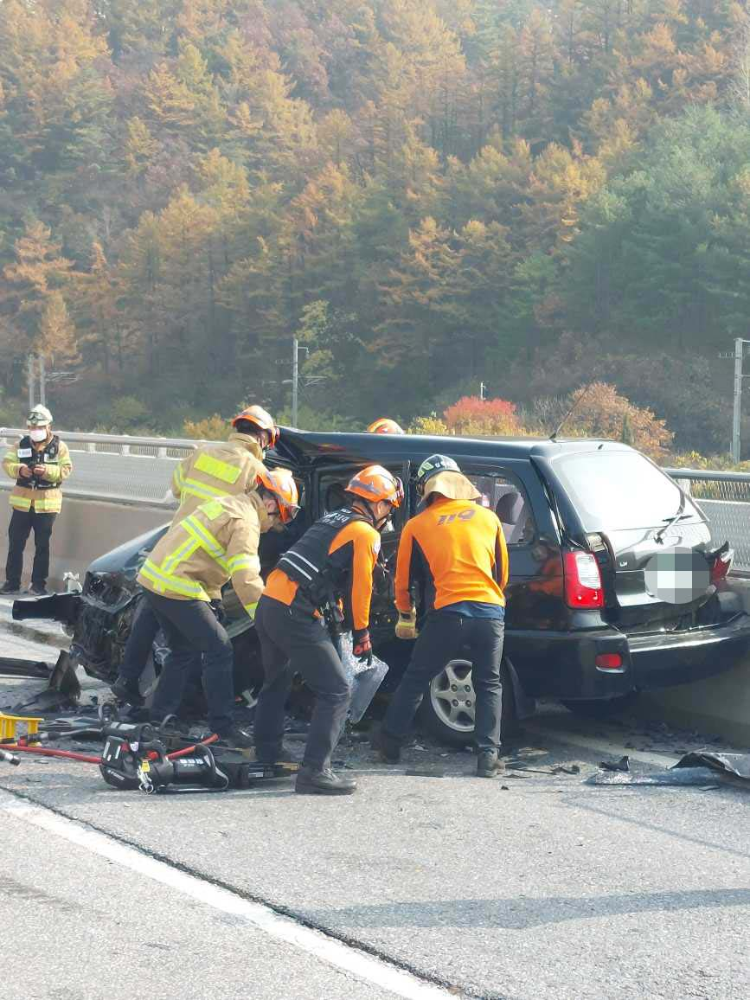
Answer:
[{"left": 467, "top": 472, "right": 536, "bottom": 547}]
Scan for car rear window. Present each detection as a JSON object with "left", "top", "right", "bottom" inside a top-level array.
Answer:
[{"left": 552, "top": 450, "right": 700, "bottom": 531}]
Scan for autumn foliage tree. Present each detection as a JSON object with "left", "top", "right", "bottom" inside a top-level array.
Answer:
[{"left": 0, "top": 0, "right": 744, "bottom": 448}]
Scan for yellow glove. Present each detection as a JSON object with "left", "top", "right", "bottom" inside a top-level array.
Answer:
[{"left": 395, "top": 609, "right": 418, "bottom": 640}]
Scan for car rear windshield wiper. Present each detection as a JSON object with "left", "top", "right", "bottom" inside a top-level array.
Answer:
[{"left": 654, "top": 493, "right": 687, "bottom": 543}]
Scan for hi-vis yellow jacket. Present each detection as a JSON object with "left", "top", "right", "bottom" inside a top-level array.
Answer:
[
  {"left": 138, "top": 492, "right": 269, "bottom": 615},
  {"left": 2, "top": 435, "right": 73, "bottom": 514},
  {"left": 171, "top": 433, "right": 266, "bottom": 523}
]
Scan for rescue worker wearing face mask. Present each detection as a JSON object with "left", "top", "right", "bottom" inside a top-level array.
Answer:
[
  {"left": 111, "top": 404, "right": 279, "bottom": 707},
  {"left": 253, "top": 465, "right": 403, "bottom": 795},
  {"left": 132, "top": 469, "right": 299, "bottom": 748},
  {"left": 375, "top": 455, "right": 509, "bottom": 779},
  {"left": 172, "top": 405, "right": 278, "bottom": 522},
  {"left": 368, "top": 418, "right": 405, "bottom": 435},
  {"left": 1, "top": 406, "right": 73, "bottom": 596}
]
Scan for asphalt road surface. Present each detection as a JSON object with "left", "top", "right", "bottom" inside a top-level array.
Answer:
[{"left": 1, "top": 611, "right": 749, "bottom": 1000}]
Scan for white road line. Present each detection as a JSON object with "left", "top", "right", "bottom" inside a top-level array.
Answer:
[
  {"left": 0, "top": 792, "right": 457, "bottom": 1000},
  {"left": 525, "top": 724, "right": 681, "bottom": 768}
]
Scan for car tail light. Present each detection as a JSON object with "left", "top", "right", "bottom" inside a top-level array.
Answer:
[
  {"left": 710, "top": 547, "right": 733, "bottom": 586},
  {"left": 595, "top": 653, "right": 623, "bottom": 671},
  {"left": 564, "top": 550, "right": 604, "bottom": 609}
]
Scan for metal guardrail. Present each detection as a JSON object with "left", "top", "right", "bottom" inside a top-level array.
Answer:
[
  {"left": 665, "top": 468, "right": 750, "bottom": 573},
  {"left": 0, "top": 428, "right": 219, "bottom": 508}
]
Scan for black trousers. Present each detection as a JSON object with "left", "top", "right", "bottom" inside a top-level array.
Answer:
[
  {"left": 254, "top": 596, "right": 352, "bottom": 770},
  {"left": 118, "top": 598, "right": 160, "bottom": 683},
  {"left": 5, "top": 508, "right": 57, "bottom": 588},
  {"left": 145, "top": 591, "right": 234, "bottom": 735},
  {"left": 383, "top": 612, "right": 504, "bottom": 753}
]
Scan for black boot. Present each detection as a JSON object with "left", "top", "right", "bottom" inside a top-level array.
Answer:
[
  {"left": 111, "top": 676, "right": 145, "bottom": 708},
  {"left": 216, "top": 726, "right": 254, "bottom": 749},
  {"left": 373, "top": 726, "right": 401, "bottom": 764},
  {"left": 295, "top": 765, "right": 357, "bottom": 795},
  {"left": 0, "top": 582, "right": 19, "bottom": 595},
  {"left": 477, "top": 749, "right": 500, "bottom": 779}
]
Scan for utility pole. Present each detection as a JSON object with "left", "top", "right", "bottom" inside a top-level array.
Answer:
[
  {"left": 38, "top": 354, "right": 46, "bottom": 406},
  {"left": 292, "top": 337, "right": 299, "bottom": 428},
  {"left": 731, "top": 338, "right": 750, "bottom": 463},
  {"left": 27, "top": 356, "right": 35, "bottom": 411}
]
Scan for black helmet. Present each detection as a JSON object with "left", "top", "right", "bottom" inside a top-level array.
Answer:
[{"left": 415, "top": 454, "right": 461, "bottom": 497}]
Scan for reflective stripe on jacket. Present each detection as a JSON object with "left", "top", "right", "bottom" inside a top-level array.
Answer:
[
  {"left": 394, "top": 497, "right": 509, "bottom": 614},
  {"left": 137, "top": 492, "right": 268, "bottom": 614},
  {"left": 3, "top": 437, "right": 73, "bottom": 515},
  {"left": 171, "top": 433, "right": 266, "bottom": 522}
]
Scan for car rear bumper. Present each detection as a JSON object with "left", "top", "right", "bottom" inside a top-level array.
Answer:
[{"left": 507, "top": 613, "right": 750, "bottom": 701}]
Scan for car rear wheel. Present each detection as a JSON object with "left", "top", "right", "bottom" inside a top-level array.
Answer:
[
  {"left": 417, "top": 660, "right": 476, "bottom": 747},
  {"left": 560, "top": 693, "right": 639, "bottom": 720}
]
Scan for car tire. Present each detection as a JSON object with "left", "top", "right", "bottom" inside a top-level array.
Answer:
[
  {"left": 416, "top": 660, "right": 515, "bottom": 748},
  {"left": 560, "top": 693, "right": 639, "bottom": 720}
]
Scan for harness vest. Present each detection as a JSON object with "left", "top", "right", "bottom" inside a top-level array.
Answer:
[
  {"left": 16, "top": 435, "right": 61, "bottom": 490},
  {"left": 276, "top": 506, "right": 370, "bottom": 610}
]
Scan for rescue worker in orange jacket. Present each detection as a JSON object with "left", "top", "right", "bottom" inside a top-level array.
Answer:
[
  {"left": 2, "top": 406, "right": 73, "bottom": 595},
  {"left": 376, "top": 455, "right": 509, "bottom": 778},
  {"left": 254, "top": 465, "right": 403, "bottom": 795},
  {"left": 131, "top": 469, "right": 299, "bottom": 747}
]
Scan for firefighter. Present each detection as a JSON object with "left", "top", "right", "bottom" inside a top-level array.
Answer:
[
  {"left": 130, "top": 469, "right": 299, "bottom": 746},
  {"left": 1, "top": 406, "right": 73, "bottom": 595},
  {"left": 172, "top": 404, "right": 278, "bottom": 521},
  {"left": 253, "top": 465, "right": 403, "bottom": 795},
  {"left": 375, "top": 455, "right": 509, "bottom": 778},
  {"left": 367, "top": 418, "right": 405, "bottom": 435},
  {"left": 111, "top": 404, "right": 278, "bottom": 704}
]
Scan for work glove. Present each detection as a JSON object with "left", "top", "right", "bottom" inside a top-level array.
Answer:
[
  {"left": 352, "top": 628, "right": 373, "bottom": 666},
  {"left": 395, "top": 609, "right": 418, "bottom": 641}
]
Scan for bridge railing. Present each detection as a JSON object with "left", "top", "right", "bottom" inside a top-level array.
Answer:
[{"left": 665, "top": 468, "right": 750, "bottom": 573}]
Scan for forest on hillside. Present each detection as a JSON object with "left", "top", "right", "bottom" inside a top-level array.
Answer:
[{"left": 0, "top": 0, "right": 749, "bottom": 453}]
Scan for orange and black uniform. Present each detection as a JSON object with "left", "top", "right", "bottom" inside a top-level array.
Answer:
[
  {"left": 395, "top": 498, "right": 508, "bottom": 615},
  {"left": 384, "top": 497, "right": 509, "bottom": 752},
  {"left": 254, "top": 507, "right": 381, "bottom": 770}
]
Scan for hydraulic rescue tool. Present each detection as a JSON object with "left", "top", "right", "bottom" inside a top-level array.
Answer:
[
  {"left": 100, "top": 721, "right": 297, "bottom": 793},
  {"left": 2, "top": 716, "right": 298, "bottom": 793}
]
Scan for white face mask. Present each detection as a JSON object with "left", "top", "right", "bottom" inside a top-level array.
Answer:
[{"left": 29, "top": 428, "right": 48, "bottom": 442}]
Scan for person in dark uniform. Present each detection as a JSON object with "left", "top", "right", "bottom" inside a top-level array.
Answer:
[{"left": 253, "top": 465, "right": 403, "bottom": 796}]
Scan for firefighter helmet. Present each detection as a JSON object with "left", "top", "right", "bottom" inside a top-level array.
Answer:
[
  {"left": 368, "top": 418, "right": 405, "bottom": 435},
  {"left": 232, "top": 405, "right": 279, "bottom": 448},
  {"left": 257, "top": 468, "right": 300, "bottom": 523},
  {"left": 28, "top": 405, "right": 53, "bottom": 427},
  {"left": 346, "top": 465, "right": 403, "bottom": 508}
]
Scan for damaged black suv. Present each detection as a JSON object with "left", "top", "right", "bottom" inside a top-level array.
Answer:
[{"left": 15, "top": 430, "right": 750, "bottom": 745}]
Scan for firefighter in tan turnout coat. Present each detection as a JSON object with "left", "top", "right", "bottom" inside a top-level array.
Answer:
[{"left": 2, "top": 406, "right": 73, "bottom": 595}]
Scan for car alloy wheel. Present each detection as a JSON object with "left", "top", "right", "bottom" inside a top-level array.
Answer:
[{"left": 429, "top": 660, "right": 476, "bottom": 733}]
